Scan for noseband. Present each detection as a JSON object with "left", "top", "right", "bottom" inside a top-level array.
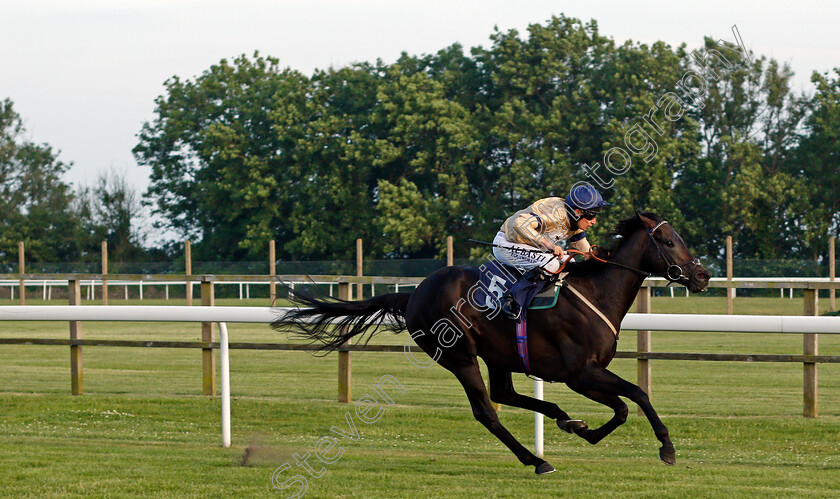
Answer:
[{"left": 646, "top": 221, "right": 701, "bottom": 284}]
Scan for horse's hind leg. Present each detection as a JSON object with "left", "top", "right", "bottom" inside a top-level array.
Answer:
[
  {"left": 487, "top": 365, "right": 588, "bottom": 434},
  {"left": 451, "top": 363, "right": 555, "bottom": 475},
  {"left": 571, "top": 363, "right": 675, "bottom": 465},
  {"left": 564, "top": 387, "right": 628, "bottom": 444}
]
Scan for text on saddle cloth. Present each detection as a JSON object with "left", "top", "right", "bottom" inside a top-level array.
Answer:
[{"left": 472, "top": 260, "right": 560, "bottom": 313}]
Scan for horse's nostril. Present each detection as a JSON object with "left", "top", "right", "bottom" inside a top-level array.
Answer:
[{"left": 697, "top": 272, "right": 709, "bottom": 281}]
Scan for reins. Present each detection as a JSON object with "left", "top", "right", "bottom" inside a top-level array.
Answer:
[
  {"left": 553, "top": 220, "right": 697, "bottom": 285},
  {"left": 556, "top": 247, "right": 652, "bottom": 278}
]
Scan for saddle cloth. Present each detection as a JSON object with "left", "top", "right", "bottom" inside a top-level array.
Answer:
[{"left": 473, "top": 260, "right": 566, "bottom": 312}]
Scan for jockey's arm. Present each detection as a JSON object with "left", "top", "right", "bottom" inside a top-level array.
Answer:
[
  {"left": 539, "top": 236, "right": 565, "bottom": 257},
  {"left": 512, "top": 214, "right": 563, "bottom": 255},
  {"left": 569, "top": 236, "right": 592, "bottom": 256}
]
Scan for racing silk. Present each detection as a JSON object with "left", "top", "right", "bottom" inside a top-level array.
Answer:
[{"left": 500, "top": 197, "right": 591, "bottom": 253}]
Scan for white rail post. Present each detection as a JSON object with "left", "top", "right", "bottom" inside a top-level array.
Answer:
[
  {"left": 534, "top": 377, "right": 544, "bottom": 458},
  {"left": 218, "top": 322, "right": 231, "bottom": 447}
]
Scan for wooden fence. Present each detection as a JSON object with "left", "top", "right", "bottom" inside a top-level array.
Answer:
[{"left": 0, "top": 273, "right": 839, "bottom": 418}]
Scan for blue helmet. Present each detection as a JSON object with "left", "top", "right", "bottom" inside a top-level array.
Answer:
[{"left": 566, "top": 183, "right": 609, "bottom": 213}]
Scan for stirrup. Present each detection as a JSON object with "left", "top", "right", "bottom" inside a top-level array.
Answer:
[{"left": 500, "top": 294, "right": 521, "bottom": 320}]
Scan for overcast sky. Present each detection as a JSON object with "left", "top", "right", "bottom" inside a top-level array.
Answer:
[{"left": 2, "top": 0, "right": 839, "bottom": 195}]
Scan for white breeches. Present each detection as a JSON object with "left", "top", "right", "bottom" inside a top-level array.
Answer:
[{"left": 491, "top": 231, "right": 569, "bottom": 274}]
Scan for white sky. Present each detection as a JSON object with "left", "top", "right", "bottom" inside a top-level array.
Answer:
[{"left": 2, "top": 0, "right": 839, "bottom": 195}]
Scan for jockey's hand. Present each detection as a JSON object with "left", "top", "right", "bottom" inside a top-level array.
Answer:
[{"left": 551, "top": 245, "right": 565, "bottom": 258}]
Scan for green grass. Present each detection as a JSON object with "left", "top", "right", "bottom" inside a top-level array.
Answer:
[{"left": 1, "top": 296, "right": 839, "bottom": 497}]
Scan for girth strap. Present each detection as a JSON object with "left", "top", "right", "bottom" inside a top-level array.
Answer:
[
  {"left": 515, "top": 318, "right": 530, "bottom": 375},
  {"left": 562, "top": 282, "right": 619, "bottom": 337}
]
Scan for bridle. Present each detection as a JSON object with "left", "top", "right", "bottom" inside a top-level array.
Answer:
[
  {"left": 643, "top": 220, "right": 701, "bottom": 284},
  {"left": 583, "top": 220, "right": 700, "bottom": 284}
]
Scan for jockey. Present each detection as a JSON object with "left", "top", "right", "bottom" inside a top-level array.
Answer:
[{"left": 492, "top": 182, "right": 608, "bottom": 319}]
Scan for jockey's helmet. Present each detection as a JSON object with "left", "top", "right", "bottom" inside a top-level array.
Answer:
[{"left": 566, "top": 183, "right": 609, "bottom": 218}]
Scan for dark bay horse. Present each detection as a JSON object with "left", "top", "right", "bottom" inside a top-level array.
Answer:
[{"left": 272, "top": 212, "right": 710, "bottom": 474}]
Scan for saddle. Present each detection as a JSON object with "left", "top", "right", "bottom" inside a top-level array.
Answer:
[
  {"left": 474, "top": 261, "right": 571, "bottom": 375},
  {"left": 474, "top": 260, "right": 566, "bottom": 313}
]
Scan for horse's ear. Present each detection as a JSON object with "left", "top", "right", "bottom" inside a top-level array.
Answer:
[{"left": 636, "top": 211, "right": 657, "bottom": 230}]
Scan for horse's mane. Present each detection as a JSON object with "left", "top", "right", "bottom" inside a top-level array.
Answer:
[{"left": 564, "top": 212, "right": 663, "bottom": 277}]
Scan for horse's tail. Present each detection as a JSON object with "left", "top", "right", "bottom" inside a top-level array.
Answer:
[{"left": 271, "top": 287, "right": 411, "bottom": 353}]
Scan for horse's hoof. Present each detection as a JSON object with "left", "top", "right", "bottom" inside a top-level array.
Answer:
[
  {"left": 557, "top": 419, "right": 588, "bottom": 434},
  {"left": 535, "top": 462, "right": 556, "bottom": 475},
  {"left": 659, "top": 445, "right": 676, "bottom": 466}
]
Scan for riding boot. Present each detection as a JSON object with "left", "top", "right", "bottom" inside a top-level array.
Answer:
[
  {"left": 499, "top": 294, "right": 521, "bottom": 320},
  {"left": 499, "top": 269, "right": 544, "bottom": 320}
]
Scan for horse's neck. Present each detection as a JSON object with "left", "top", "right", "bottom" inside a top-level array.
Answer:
[{"left": 588, "top": 231, "right": 649, "bottom": 326}]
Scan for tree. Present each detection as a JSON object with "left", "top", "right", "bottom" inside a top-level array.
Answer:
[
  {"left": 134, "top": 53, "right": 307, "bottom": 260},
  {"left": 371, "top": 69, "right": 479, "bottom": 257},
  {"left": 675, "top": 39, "right": 809, "bottom": 258},
  {"left": 75, "top": 169, "right": 146, "bottom": 262},
  {"left": 278, "top": 63, "right": 387, "bottom": 260},
  {"left": 792, "top": 69, "right": 840, "bottom": 258},
  {"left": 133, "top": 18, "right": 834, "bottom": 263},
  {"left": 0, "top": 98, "right": 82, "bottom": 263}
]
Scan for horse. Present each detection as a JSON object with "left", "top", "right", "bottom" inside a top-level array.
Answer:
[{"left": 271, "top": 212, "right": 710, "bottom": 474}]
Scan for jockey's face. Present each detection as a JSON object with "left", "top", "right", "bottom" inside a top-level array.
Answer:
[{"left": 574, "top": 209, "right": 597, "bottom": 230}]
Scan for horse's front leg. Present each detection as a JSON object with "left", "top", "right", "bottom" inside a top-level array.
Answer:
[
  {"left": 571, "top": 363, "right": 675, "bottom": 465},
  {"left": 563, "top": 386, "right": 628, "bottom": 444},
  {"left": 487, "top": 365, "right": 589, "bottom": 434}
]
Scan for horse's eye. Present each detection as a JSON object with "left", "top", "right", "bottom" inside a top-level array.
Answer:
[{"left": 665, "top": 240, "right": 675, "bottom": 247}]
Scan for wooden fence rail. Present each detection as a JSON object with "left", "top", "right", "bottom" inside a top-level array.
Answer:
[{"left": 1, "top": 273, "right": 839, "bottom": 418}]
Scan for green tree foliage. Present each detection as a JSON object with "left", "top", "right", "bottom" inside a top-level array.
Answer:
[
  {"left": 75, "top": 170, "right": 146, "bottom": 262},
  {"left": 674, "top": 38, "right": 811, "bottom": 258},
  {"left": 371, "top": 69, "right": 478, "bottom": 257},
  {"left": 793, "top": 69, "right": 840, "bottom": 258},
  {"left": 279, "top": 64, "right": 386, "bottom": 260},
  {"left": 0, "top": 99, "right": 83, "bottom": 263},
  {"left": 134, "top": 17, "right": 838, "bottom": 263},
  {"left": 134, "top": 53, "right": 305, "bottom": 260}
]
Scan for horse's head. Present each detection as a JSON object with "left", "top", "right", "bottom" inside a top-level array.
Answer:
[{"left": 634, "top": 212, "right": 710, "bottom": 293}]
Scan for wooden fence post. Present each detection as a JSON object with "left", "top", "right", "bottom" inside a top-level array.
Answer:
[
  {"left": 830, "top": 237, "right": 835, "bottom": 312},
  {"left": 356, "top": 239, "right": 363, "bottom": 301},
  {"left": 201, "top": 279, "right": 216, "bottom": 396},
  {"left": 269, "top": 240, "right": 276, "bottom": 305},
  {"left": 102, "top": 241, "right": 109, "bottom": 306},
  {"left": 185, "top": 241, "right": 193, "bottom": 306},
  {"left": 338, "top": 281, "right": 352, "bottom": 403},
  {"left": 447, "top": 236, "right": 454, "bottom": 267},
  {"left": 18, "top": 241, "right": 25, "bottom": 305},
  {"left": 803, "top": 288, "right": 818, "bottom": 418},
  {"left": 69, "top": 279, "right": 83, "bottom": 395},
  {"left": 726, "top": 236, "right": 734, "bottom": 314},
  {"left": 636, "top": 286, "right": 652, "bottom": 415}
]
